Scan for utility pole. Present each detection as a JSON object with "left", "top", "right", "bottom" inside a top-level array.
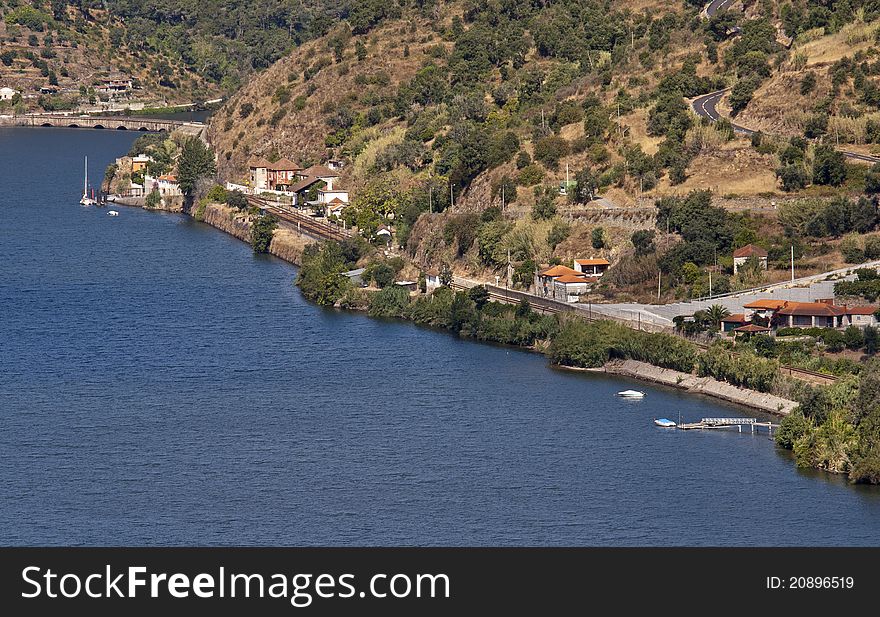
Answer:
[
  {"left": 501, "top": 183, "right": 505, "bottom": 211},
  {"left": 617, "top": 102, "right": 621, "bottom": 135},
  {"left": 429, "top": 186, "right": 432, "bottom": 213},
  {"left": 657, "top": 270, "right": 661, "bottom": 302},
  {"left": 450, "top": 183, "right": 455, "bottom": 209},
  {"left": 709, "top": 269, "right": 713, "bottom": 299},
  {"left": 541, "top": 108, "right": 545, "bottom": 131},
  {"left": 791, "top": 245, "right": 795, "bottom": 282}
]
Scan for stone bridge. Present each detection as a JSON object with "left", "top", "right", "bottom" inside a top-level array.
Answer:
[{"left": 9, "top": 114, "right": 204, "bottom": 134}]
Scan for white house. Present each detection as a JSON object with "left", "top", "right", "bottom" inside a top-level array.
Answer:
[
  {"left": 573, "top": 258, "right": 610, "bottom": 277},
  {"left": 842, "top": 306, "right": 878, "bottom": 328},
  {"left": 425, "top": 269, "right": 442, "bottom": 289},
  {"left": 534, "top": 265, "right": 597, "bottom": 302},
  {"left": 0, "top": 87, "right": 19, "bottom": 101},
  {"left": 324, "top": 197, "right": 348, "bottom": 219},
  {"left": 552, "top": 274, "right": 597, "bottom": 302},
  {"left": 145, "top": 173, "right": 182, "bottom": 197},
  {"left": 733, "top": 244, "right": 768, "bottom": 274},
  {"left": 318, "top": 188, "right": 349, "bottom": 205}
]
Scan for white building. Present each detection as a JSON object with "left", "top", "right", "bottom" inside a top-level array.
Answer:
[
  {"left": 145, "top": 173, "right": 182, "bottom": 197},
  {"left": 0, "top": 87, "right": 20, "bottom": 101},
  {"left": 573, "top": 258, "right": 610, "bottom": 277}
]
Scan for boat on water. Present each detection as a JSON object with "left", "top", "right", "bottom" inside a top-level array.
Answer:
[
  {"left": 108, "top": 210, "right": 119, "bottom": 216},
  {"left": 617, "top": 389, "right": 646, "bottom": 398},
  {"left": 79, "top": 156, "right": 97, "bottom": 206},
  {"left": 654, "top": 418, "right": 677, "bottom": 428}
]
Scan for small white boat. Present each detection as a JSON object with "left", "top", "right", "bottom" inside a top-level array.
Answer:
[
  {"left": 108, "top": 210, "right": 119, "bottom": 216},
  {"left": 654, "top": 418, "right": 677, "bottom": 428},
  {"left": 617, "top": 389, "right": 646, "bottom": 398}
]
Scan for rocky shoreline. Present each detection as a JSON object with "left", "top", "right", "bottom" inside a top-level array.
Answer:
[{"left": 579, "top": 359, "right": 797, "bottom": 417}]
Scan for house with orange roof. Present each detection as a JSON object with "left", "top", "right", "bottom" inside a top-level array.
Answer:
[
  {"left": 535, "top": 265, "right": 597, "bottom": 301},
  {"left": 266, "top": 158, "right": 302, "bottom": 190},
  {"left": 777, "top": 301, "right": 848, "bottom": 328},
  {"left": 573, "top": 257, "right": 610, "bottom": 277},
  {"left": 742, "top": 299, "right": 788, "bottom": 322},
  {"left": 842, "top": 306, "right": 879, "bottom": 328},
  {"left": 733, "top": 244, "right": 768, "bottom": 274},
  {"left": 144, "top": 172, "right": 181, "bottom": 197},
  {"left": 720, "top": 313, "right": 748, "bottom": 333}
]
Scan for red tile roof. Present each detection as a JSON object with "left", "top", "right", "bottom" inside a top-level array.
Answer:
[
  {"left": 302, "top": 164, "right": 339, "bottom": 178},
  {"left": 721, "top": 313, "right": 747, "bottom": 323},
  {"left": 743, "top": 299, "right": 788, "bottom": 310},
  {"left": 575, "top": 258, "right": 610, "bottom": 266},
  {"left": 289, "top": 176, "right": 324, "bottom": 193},
  {"left": 845, "top": 306, "right": 877, "bottom": 315},
  {"left": 267, "top": 158, "right": 301, "bottom": 171},
  {"left": 248, "top": 157, "right": 271, "bottom": 169},
  {"left": 555, "top": 274, "right": 596, "bottom": 284},
  {"left": 734, "top": 324, "right": 772, "bottom": 332},
  {"left": 733, "top": 244, "right": 768, "bottom": 259},
  {"left": 777, "top": 302, "right": 847, "bottom": 317},
  {"left": 538, "top": 265, "right": 581, "bottom": 278}
]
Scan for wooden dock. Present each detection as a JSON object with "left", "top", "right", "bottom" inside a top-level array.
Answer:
[{"left": 677, "top": 417, "right": 779, "bottom": 435}]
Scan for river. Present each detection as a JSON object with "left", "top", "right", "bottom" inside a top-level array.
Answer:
[{"left": 1, "top": 127, "right": 878, "bottom": 546}]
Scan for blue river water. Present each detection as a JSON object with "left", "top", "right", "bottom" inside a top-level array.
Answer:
[{"left": 1, "top": 127, "right": 879, "bottom": 546}]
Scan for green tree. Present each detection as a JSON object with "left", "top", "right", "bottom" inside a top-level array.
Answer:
[
  {"left": 468, "top": 285, "right": 490, "bottom": 309},
  {"left": 591, "top": 227, "right": 606, "bottom": 250},
  {"left": 865, "top": 163, "right": 880, "bottom": 194},
  {"left": 705, "top": 304, "right": 731, "bottom": 331},
  {"left": 371, "top": 263, "right": 395, "bottom": 288},
  {"left": 251, "top": 213, "right": 277, "bottom": 254},
  {"left": 439, "top": 263, "right": 453, "bottom": 286},
  {"left": 547, "top": 220, "right": 571, "bottom": 250},
  {"left": 728, "top": 77, "right": 758, "bottom": 116},
  {"left": 776, "top": 164, "right": 809, "bottom": 191},
  {"left": 631, "top": 229, "right": 656, "bottom": 256},
  {"left": 866, "top": 326, "right": 879, "bottom": 355},
  {"left": 844, "top": 325, "right": 865, "bottom": 350},
  {"left": 531, "top": 188, "right": 557, "bottom": 220},
  {"left": 812, "top": 145, "right": 846, "bottom": 187},
  {"left": 177, "top": 138, "right": 216, "bottom": 200},
  {"left": 144, "top": 189, "right": 161, "bottom": 209}
]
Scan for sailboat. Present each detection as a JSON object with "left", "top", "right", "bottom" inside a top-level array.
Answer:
[{"left": 79, "top": 156, "right": 97, "bottom": 206}]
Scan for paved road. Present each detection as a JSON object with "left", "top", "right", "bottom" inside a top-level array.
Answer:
[
  {"left": 692, "top": 90, "right": 880, "bottom": 164},
  {"left": 573, "top": 259, "right": 880, "bottom": 327},
  {"left": 704, "top": 0, "right": 737, "bottom": 18}
]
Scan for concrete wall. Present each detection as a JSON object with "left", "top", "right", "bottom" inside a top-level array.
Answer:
[{"left": 598, "top": 359, "right": 798, "bottom": 416}]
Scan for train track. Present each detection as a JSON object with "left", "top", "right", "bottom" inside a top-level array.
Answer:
[{"left": 246, "top": 196, "right": 351, "bottom": 242}]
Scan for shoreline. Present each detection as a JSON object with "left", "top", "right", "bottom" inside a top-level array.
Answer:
[
  {"left": 118, "top": 197, "right": 798, "bottom": 417},
  {"left": 556, "top": 361, "right": 796, "bottom": 417}
]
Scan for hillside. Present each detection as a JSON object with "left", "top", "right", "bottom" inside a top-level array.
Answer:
[
  {"left": 0, "top": 1, "right": 366, "bottom": 111},
  {"left": 204, "top": 2, "right": 880, "bottom": 303}
]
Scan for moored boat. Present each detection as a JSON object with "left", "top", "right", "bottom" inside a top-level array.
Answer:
[
  {"left": 654, "top": 418, "right": 677, "bottom": 428},
  {"left": 617, "top": 389, "right": 646, "bottom": 398}
]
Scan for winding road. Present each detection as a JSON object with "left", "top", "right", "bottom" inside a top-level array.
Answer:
[
  {"left": 695, "top": 0, "right": 880, "bottom": 163},
  {"left": 692, "top": 90, "right": 880, "bottom": 164}
]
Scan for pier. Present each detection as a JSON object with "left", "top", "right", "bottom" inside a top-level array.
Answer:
[{"left": 677, "top": 417, "right": 779, "bottom": 435}]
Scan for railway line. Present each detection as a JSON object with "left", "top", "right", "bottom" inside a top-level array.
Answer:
[{"left": 245, "top": 195, "right": 351, "bottom": 242}]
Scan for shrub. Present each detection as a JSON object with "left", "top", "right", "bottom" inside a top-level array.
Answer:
[
  {"left": 251, "top": 213, "right": 277, "bottom": 254},
  {"left": 145, "top": 189, "right": 161, "bottom": 209},
  {"left": 517, "top": 164, "right": 544, "bottom": 186},
  {"left": 533, "top": 135, "right": 569, "bottom": 170}
]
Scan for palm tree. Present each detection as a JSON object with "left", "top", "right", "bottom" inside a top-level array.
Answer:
[{"left": 706, "top": 304, "right": 731, "bottom": 332}]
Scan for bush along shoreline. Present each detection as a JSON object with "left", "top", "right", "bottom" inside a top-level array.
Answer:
[{"left": 295, "top": 240, "right": 880, "bottom": 485}]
